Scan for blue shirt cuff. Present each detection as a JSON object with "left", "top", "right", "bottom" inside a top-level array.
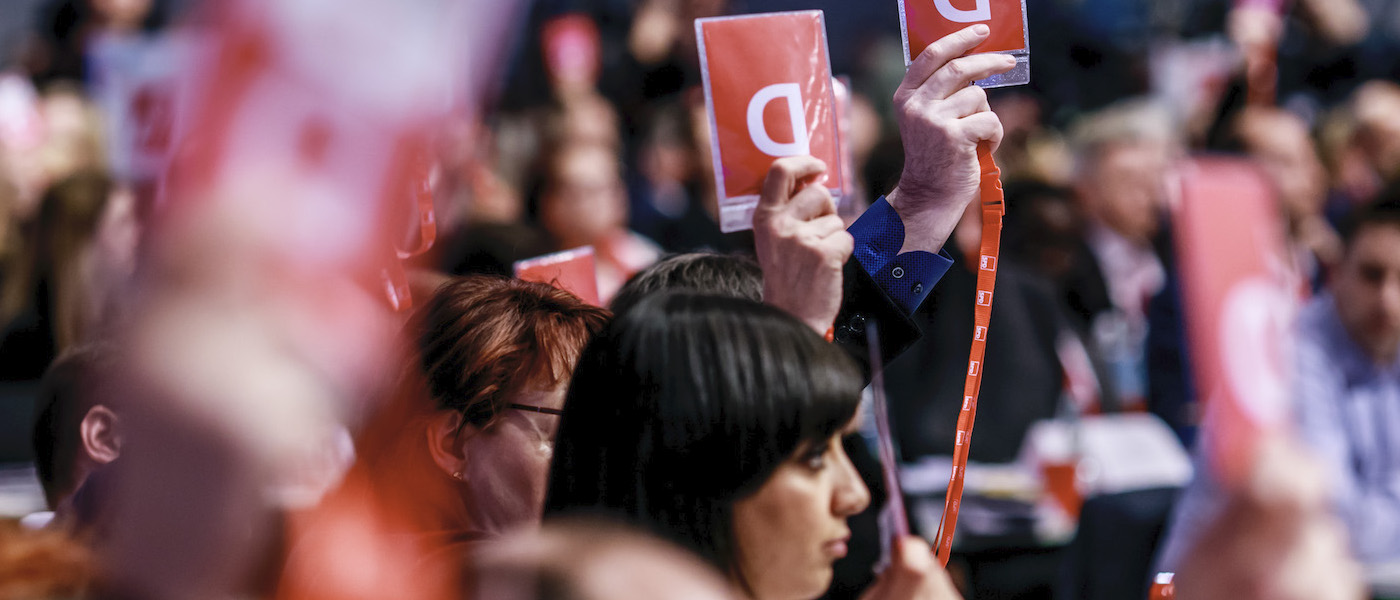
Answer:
[{"left": 846, "top": 197, "right": 953, "bottom": 314}]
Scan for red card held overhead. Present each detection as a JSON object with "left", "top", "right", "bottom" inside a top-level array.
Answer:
[
  {"left": 1173, "top": 158, "right": 1296, "bottom": 488},
  {"left": 696, "top": 11, "right": 843, "bottom": 232},
  {"left": 514, "top": 246, "right": 602, "bottom": 307},
  {"left": 899, "top": 0, "right": 1029, "bottom": 87}
]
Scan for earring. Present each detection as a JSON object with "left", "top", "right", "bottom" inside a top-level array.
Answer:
[{"left": 452, "top": 471, "right": 463, "bottom": 481}]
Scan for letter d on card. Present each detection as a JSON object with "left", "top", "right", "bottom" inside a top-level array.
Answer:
[
  {"left": 697, "top": 11, "right": 843, "bottom": 232},
  {"left": 899, "top": 0, "right": 1030, "bottom": 88}
]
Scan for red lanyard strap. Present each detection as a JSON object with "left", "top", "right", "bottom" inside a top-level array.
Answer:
[
  {"left": 1149, "top": 572, "right": 1176, "bottom": 599},
  {"left": 933, "top": 142, "right": 1004, "bottom": 566}
]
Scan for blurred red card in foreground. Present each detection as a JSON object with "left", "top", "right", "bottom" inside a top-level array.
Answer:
[
  {"left": 696, "top": 11, "right": 842, "bottom": 232},
  {"left": 514, "top": 246, "right": 601, "bottom": 307},
  {"left": 899, "top": 0, "right": 1029, "bottom": 87},
  {"left": 1173, "top": 157, "right": 1295, "bottom": 487}
]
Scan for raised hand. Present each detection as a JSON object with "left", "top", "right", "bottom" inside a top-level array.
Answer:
[
  {"left": 887, "top": 25, "right": 1013, "bottom": 255},
  {"left": 753, "top": 156, "right": 853, "bottom": 334}
]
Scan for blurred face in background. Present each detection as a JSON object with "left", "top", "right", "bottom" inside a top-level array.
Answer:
[
  {"left": 553, "top": 95, "right": 621, "bottom": 150},
  {"left": 540, "top": 145, "right": 627, "bottom": 250},
  {"left": 1355, "top": 81, "right": 1400, "bottom": 179},
  {"left": 638, "top": 106, "right": 695, "bottom": 190},
  {"left": 1333, "top": 223, "right": 1400, "bottom": 364},
  {"left": 731, "top": 429, "right": 871, "bottom": 600},
  {"left": 1237, "top": 108, "right": 1327, "bottom": 225},
  {"left": 1078, "top": 141, "right": 1170, "bottom": 245}
]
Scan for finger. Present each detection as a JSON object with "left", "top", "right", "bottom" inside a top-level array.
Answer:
[
  {"left": 900, "top": 25, "right": 991, "bottom": 95},
  {"left": 921, "top": 53, "right": 1017, "bottom": 100},
  {"left": 806, "top": 213, "right": 846, "bottom": 238},
  {"left": 937, "top": 84, "right": 991, "bottom": 120},
  {"left": 891, "top": 538, "right": 961, "bottom": 599},
  {"left": 879, "top": 538, "right": 936, "bottom": 598},
  {"left": 958, "top": 111, "right": 1005, "bottom": 152},
  {"left": 760, "top": 157, "right": 828, "bottom": 210},
  {"left": 895, "top": 537, "right": 935, "bottom": 569},
  {"left": 788, "top": 184, "right": 837, "bottom": 221}
]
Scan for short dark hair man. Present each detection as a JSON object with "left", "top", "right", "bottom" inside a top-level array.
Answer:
[{"left": 32, "top": 344, "right": 122, "bottom": 512}]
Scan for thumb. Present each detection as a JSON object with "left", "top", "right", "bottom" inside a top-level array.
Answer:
[{"left": 760, "top": 156, "right": 827, "bottom": 210}]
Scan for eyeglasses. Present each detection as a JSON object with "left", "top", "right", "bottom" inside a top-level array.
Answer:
[{"left": 508, "top": 403, "right": 564, "bottom": 416}]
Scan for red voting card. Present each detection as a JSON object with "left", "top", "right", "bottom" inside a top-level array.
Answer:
[
  {"left": 697, "top": 11, "right": 843, "bottom": 232},
  {"left": 542, "top": 14, "right": 601, "bottom": 91},
  {"left": 1173, "top": 158, "right": 1296, "bottom": 487},
  {"left": 87, "top": 33, "right": 204, "bottom": 184},
  {"left": 514, "top": 246, "right": 602, "bottom": 307},
  {"left": 899, "top": 0, "right": 1030, "bottom": 87}
]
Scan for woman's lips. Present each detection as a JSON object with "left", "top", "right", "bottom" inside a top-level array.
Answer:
[{"left": 824, "top": 535, "right": 851, "bottom": 559}]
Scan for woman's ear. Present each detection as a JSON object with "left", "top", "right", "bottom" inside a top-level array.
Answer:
[
  {"left": 80, "top": 405, "right": 122, "bottom": 465},
  {"left": 426, "top": 411, "right": 472, "bottom": 482}
]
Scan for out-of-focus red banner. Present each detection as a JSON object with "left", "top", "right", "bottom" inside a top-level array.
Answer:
[{"left": 1173, "top": 157, "right": 1296, "bottom": 487}]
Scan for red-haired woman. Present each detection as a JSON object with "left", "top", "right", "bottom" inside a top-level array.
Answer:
[{"left": 357, "top": 275, "right": 610, "bottom": 550}]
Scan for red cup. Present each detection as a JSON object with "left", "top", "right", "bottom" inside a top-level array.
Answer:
[{"left": 1042, "top": 461, "right": 1082, "bottom": 519}]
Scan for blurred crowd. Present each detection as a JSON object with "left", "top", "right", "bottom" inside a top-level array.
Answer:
[{"left": 0, "top": 0, "right": 1399, "bottom": 599}]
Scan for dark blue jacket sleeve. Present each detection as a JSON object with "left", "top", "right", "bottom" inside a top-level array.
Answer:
[
  {"left": 834, "top": 197, "right": 954, "bottom": 378},
  {"left": 847, "top": 197, "right": 954, "bottom": 314}
]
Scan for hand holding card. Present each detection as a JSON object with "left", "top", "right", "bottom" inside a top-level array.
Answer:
[
  {"left": 753, "top": 157, "right": 852, "bottom": 334},
  {"left": 886, "top": 24, "right": 1012, "bottom": 256}
]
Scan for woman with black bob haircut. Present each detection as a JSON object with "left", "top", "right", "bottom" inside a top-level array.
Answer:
[{"left": 543, "top": 293, "right": 959, "bottom": 600}]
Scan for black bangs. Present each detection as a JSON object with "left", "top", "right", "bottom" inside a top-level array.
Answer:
[
  {"left": 543, "top": 292, "right": 864, "bottom": 572},
  {"left": 689, "top": 296, "right": 863, "bottom": 495}
]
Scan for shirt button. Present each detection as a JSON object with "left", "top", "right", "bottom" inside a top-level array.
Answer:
[
  {"left": 913, "top": 283, "right": 923, "bottom": 295},
  {"left": 892, "top": 266, "right": 905, "bottom": 279}
]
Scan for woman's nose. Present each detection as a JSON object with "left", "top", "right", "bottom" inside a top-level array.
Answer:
[{"left": 832, "top": 445, "right": 872, "bottom": 518}]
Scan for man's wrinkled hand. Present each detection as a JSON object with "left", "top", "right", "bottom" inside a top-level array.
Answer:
[
  {"left": 887, "top": 25, "right": 1013, "bottom": 255},
  {"left": 753, "top": 157, "right": 853, "bottom": 334}
]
